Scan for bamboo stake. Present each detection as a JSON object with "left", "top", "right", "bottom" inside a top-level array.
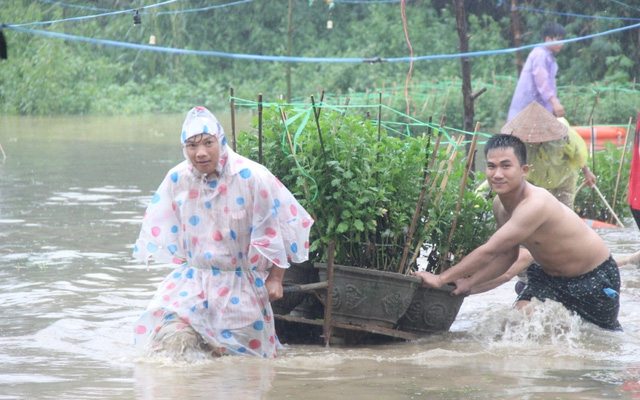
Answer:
[
  {"left": 230, "top": 87, "right": 236, "bottom": 151},
  {"left": 610, "top": 116, "right": 633, "bottom": 220},
  {"left": 434, "top": 135, "right": 465, "bottom": 204},
  {"left": 310, "top": 94, "right": 329, "bottom": 175},
  {"left": 443, "top": 123, "right": 480, "bottom": 263},
  {"left": 258, "top": 93, "right": 263, "bottom": 165},
  {"left": 397, "top": 116, "right": 444, "bottom": 275},
  {"left": 593, "top": 184, "right": 624, "bottom": 227}
]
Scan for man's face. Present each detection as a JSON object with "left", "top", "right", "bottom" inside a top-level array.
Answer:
[
  {"left": 485, "top": 147, "right": 529, "bottom": 195},
  {"left": 546, "top": 36, "right": 564, "bottom": 54},
  {"left": 184, "top": 133, "right": 220, "bottom": 176}
]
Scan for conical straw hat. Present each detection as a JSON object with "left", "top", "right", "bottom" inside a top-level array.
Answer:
[{"left": 500, "top": 102, "right": 568, "bottom": 143}]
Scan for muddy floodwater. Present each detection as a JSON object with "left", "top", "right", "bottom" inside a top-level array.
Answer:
[{"left": 2, "top": 114, "right": 640, "bottom": 399}]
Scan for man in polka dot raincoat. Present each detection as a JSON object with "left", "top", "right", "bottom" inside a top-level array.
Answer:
[{"left": 132, "top": 106, "right": 314, "bottom": 358}]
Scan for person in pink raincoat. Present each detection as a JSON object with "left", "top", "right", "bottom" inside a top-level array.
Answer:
[{"left": 132, "top": 106, "right": 313, "bottom": 358}]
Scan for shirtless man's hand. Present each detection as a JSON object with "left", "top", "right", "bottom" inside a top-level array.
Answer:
[{"left": 412, "top": 271, "right": 444, "bottom": 288}]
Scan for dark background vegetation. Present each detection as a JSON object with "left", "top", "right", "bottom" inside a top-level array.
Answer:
[{"left": 1, "top": 0, "right": 640, "bottom": 128}]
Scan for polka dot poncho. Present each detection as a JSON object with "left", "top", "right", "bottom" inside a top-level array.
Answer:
[{"left": 132, "top": 107, "right": 314, "bottom": 358}]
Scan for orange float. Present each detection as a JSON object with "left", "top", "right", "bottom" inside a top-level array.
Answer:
[
  {"left": 581, "top": 218, "right": 619, "bottom": 228},
  {"left": 571, "top": 126, "right": 627, "bottom": 150}
]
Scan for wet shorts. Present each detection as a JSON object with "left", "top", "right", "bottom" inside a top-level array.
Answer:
[{"left": 516, "top": 255, "right": 622, "bottom": 331}]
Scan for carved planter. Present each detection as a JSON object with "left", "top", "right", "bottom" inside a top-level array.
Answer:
[
  {"left": 315, "top": 263, "right": 422, "bottom": 328},
  {"left": 397, "top": 284, "right": 465, "bottom": 334}
]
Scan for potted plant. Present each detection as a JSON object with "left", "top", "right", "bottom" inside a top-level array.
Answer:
[{"left": 236, "top": 99, "right": 493, "bottom": 332}]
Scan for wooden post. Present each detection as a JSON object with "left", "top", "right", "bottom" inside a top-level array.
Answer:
[
  {"left": 510, "top": 0, "right": 524, "bottom": 77},
  {"left": 323, "top": 241, "right": 336, "bottom": 347},
  {"left": 230, "top": 87, "right": 236, "bottom": 151},
  {"left": 454, "top": 0, "right": 477, "bottom": 174},
  {"left": 285, "top": 0, "right": 294, "bottom": 102}
]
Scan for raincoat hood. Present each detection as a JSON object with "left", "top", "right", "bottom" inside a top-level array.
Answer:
[{"left": 181, "top": 106, "right": 229, "bottom": 179}]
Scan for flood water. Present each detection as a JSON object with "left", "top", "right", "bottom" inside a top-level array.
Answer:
[{"left": 2, "top": 114, "right": 640, "bottom": 399}]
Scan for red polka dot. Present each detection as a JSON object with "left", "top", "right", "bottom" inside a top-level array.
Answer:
[
  {"left": 274, "top": 177, "right": 284, "bottom": 187},
  {"left": 198, "top": 290, "right": 205, "bottom": 299},
  {"left": 265, "top": 227, "right": 277, "bottom": 238},
  {"left": 254, "top": 239, "right": 270, "bottom": 247},
  {"left": 223, "top": 206, "right": 229, "bottom": 214},
  {"left": 153, "top": 310, "right": 164, "bottom": 317},
  {"left": 231, "top": 257, "right": 237, "bottom": 265},
  {"left": 218, "top": 287, "right": 230, "bottom": 296},
  {"left": 166, "top": 282, "right": 176, "bottom": 290},
  {"left": 135, "top": 325, "right": 147, "bottom": 334},
  {"left": 269, "top": 336, "right": 275, "bottom": 344},
  {"left": 192, "top": 237, "right": 199, "bottom": 246},
  {"left": 180, "top": 317, "right": 190, "bottom": 324},
  {"left": 260, "top": 190, "right": 268, "bottom": 198},
  {"left": 213, "top": 231, "right": 223, "bottom": 241},
  {"left": 251, "top": 255, "right": 259, "bottom": 263},
  {"left": 172, "top": 257, "right": 183, "bottom": 264},
  {"left": 154, "top": 326, "right": 161, "bottom": 333},
  {"left": 290, "top": 205, "right": 298, "bottom": 216},
  {"left": 176, "top": 323, "right": 185, "bottom": 330},
  {"left": 151, "top": 226, "right": 161, "bottom": 237},
  {"left": 249, "top": 339, "right": 261, "bottom": 350},
  {"left": 273, "top": 258, "right": 280, "bottom": 265},
  {"left": 189, "top": 189, "right": 199, "bottom": 199},
  {"left": 206, "top": 328, "right": 215, "bottom": 337},
  {"left": 302, "top": 219, "right": 311, "bottom": 228},
  {"left": 162, "top": 294, "right": 170, "bottom": 301},
  {"left": 218, "top": 185, "right": 227, "bottom": 195},
  {"left": 220, "top": 155, "right": 227, "bottom": 167},
  {"left": 172, "top": 301, "right": 179, "bottom": 307},
  {"left": 172, "top": 202, "right": 178, "bottom": 211}
]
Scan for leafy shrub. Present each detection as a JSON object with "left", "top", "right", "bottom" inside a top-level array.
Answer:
[{"left": 236, "top": 102, "right": 493, "bottom": 274}]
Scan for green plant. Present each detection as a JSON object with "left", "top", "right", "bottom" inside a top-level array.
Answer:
[{"left": 236, "top": 102, "right": 493, "bottom": 274}]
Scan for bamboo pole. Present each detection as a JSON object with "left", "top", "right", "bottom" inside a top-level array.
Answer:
[
  {"left": 443, "top": 123, "right": 480, "bottom": 264},
  {"left": 397, "top": 117, "right": 444, "bottom": 275},
  {"left": 434, "top": 135, "right": 465, "bottom": 204},
  {"left": 258, "top": 93, "right": 263, "bottom": 165},
  {"left": 310, "top": 94, "right": 329, "bottom": 175},
  {"left": 593, "top": 184, "right": 624, "bottom": 227},
  {"left": 279, "top": 107, "right": 309, "bottom": 199},
  {"left": 230, "top": 88, "right": 236, "bottom": 151},
  {"left": 610, "top": 116, "right": 633, "bottom": 220}
]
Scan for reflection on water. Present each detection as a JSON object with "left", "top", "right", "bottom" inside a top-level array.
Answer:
[{"left": 1, "top": 115, "right": 640, "bottom": 399}]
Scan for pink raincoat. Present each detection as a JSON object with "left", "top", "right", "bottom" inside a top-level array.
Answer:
[{"left": 132, "top": 107, "right": 313, "bottom": 358}]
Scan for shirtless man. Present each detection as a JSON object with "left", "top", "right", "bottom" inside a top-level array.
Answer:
[{"left": 413, "top": 134, "right": 621, "bottom": 331}]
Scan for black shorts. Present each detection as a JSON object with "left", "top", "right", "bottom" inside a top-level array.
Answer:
[{"left": 516, "top": 255, "right": 622, "bottom": 331}]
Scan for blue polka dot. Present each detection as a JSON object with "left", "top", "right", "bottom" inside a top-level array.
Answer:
[
  {"left": 205, "top": 201, "right": 212, "bottom": 209},
  {"left": 238, "top": 252, "right": 243, "bottom": 259},
  {"left": 221, "top": 136, "right": 227, "bottom": 147},
  {"left": 255, "top": 277, "right": 264, "bottom": 288},
  {"left": 177, "top": 200, "right": 183, "bottom": 207},
  {"left": 179, "top": 291, "right": 188, "bottom": 297},
  {"left": 290, "top": 242, "right": 298, "bottom": 253},
  {"left": 146, "top": 243, "right": 158, "bottom": 253},
  {"left": 173, "top": 272, "right": 182, "bottom": 279},
  {"left": 190, "top": 305, "right": 196, "bottom": 312},
  {"left": 231, "top": 297, "right": 240, "bottom": 304},
  {"left": 203, "top": 124, "right": 210, "bottom": 134},
  {"left": 239, "top": 168, "right": 251, "bottom": 179},
  {"left": 188, "top": 251, "right": 193, "bottom": 258},
  {"left": 250, "top": 225, "right": 255, "bottom": 234},
  {"left": 235, "top": 267, "right": 242, "bottom": 277},
  {"left": 133, "top": 245, "right": 138, "bottom": 252},
  {"left": 168, "top": 244, "right": 177, "bottom": 254},
  {"left": 171, "top": 225, "right": 179, "bottom": 233},
  {"left": 209, "top": 181, "right": 217, "bottom": 189},
  {"left": 186, "top": 269, "right": 194, "bottom": 279},
  {"left": 271, "top": 206, "right": 278, "bottom": 217},
  {"left": 204, "top": 252, "right": 212, "bottom": 259},
  {"left": 151, "top": 193, "right": 160, "bottom": 204},
  {"left": 170, "top": 172, "right": 178, "bottom": 183},
  {"left": 237, "top": 347, "right": 247, "bottom": 353},
  {"left": 211, "top": 267, "right": 220, "bottom": 276},
  {"left": 165, "top": 314, "right": 175, "bottom": 321},
  {"left": 203, "top": 300, "right": 209, "bottom": 309},
  {"left": 230, "top": 230, "right": 237, "bottom": 240},
  {"left": 274, "top": 198, "right": 281, "bottom": 207},
  {"left": 253, "top": 321, "right": 264, "bottom": 331},
  {"left": 221, "top": 329, "right": 232, "bottom": 339},
  {"left": 181, "top": 131, "right": 187, "bottom": 143},
  {"left": 236, "top": 197, "right": 245, "bottom": 205},
  {"left": 189, "top": 215, "right": 200, "bottom": 226}
]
